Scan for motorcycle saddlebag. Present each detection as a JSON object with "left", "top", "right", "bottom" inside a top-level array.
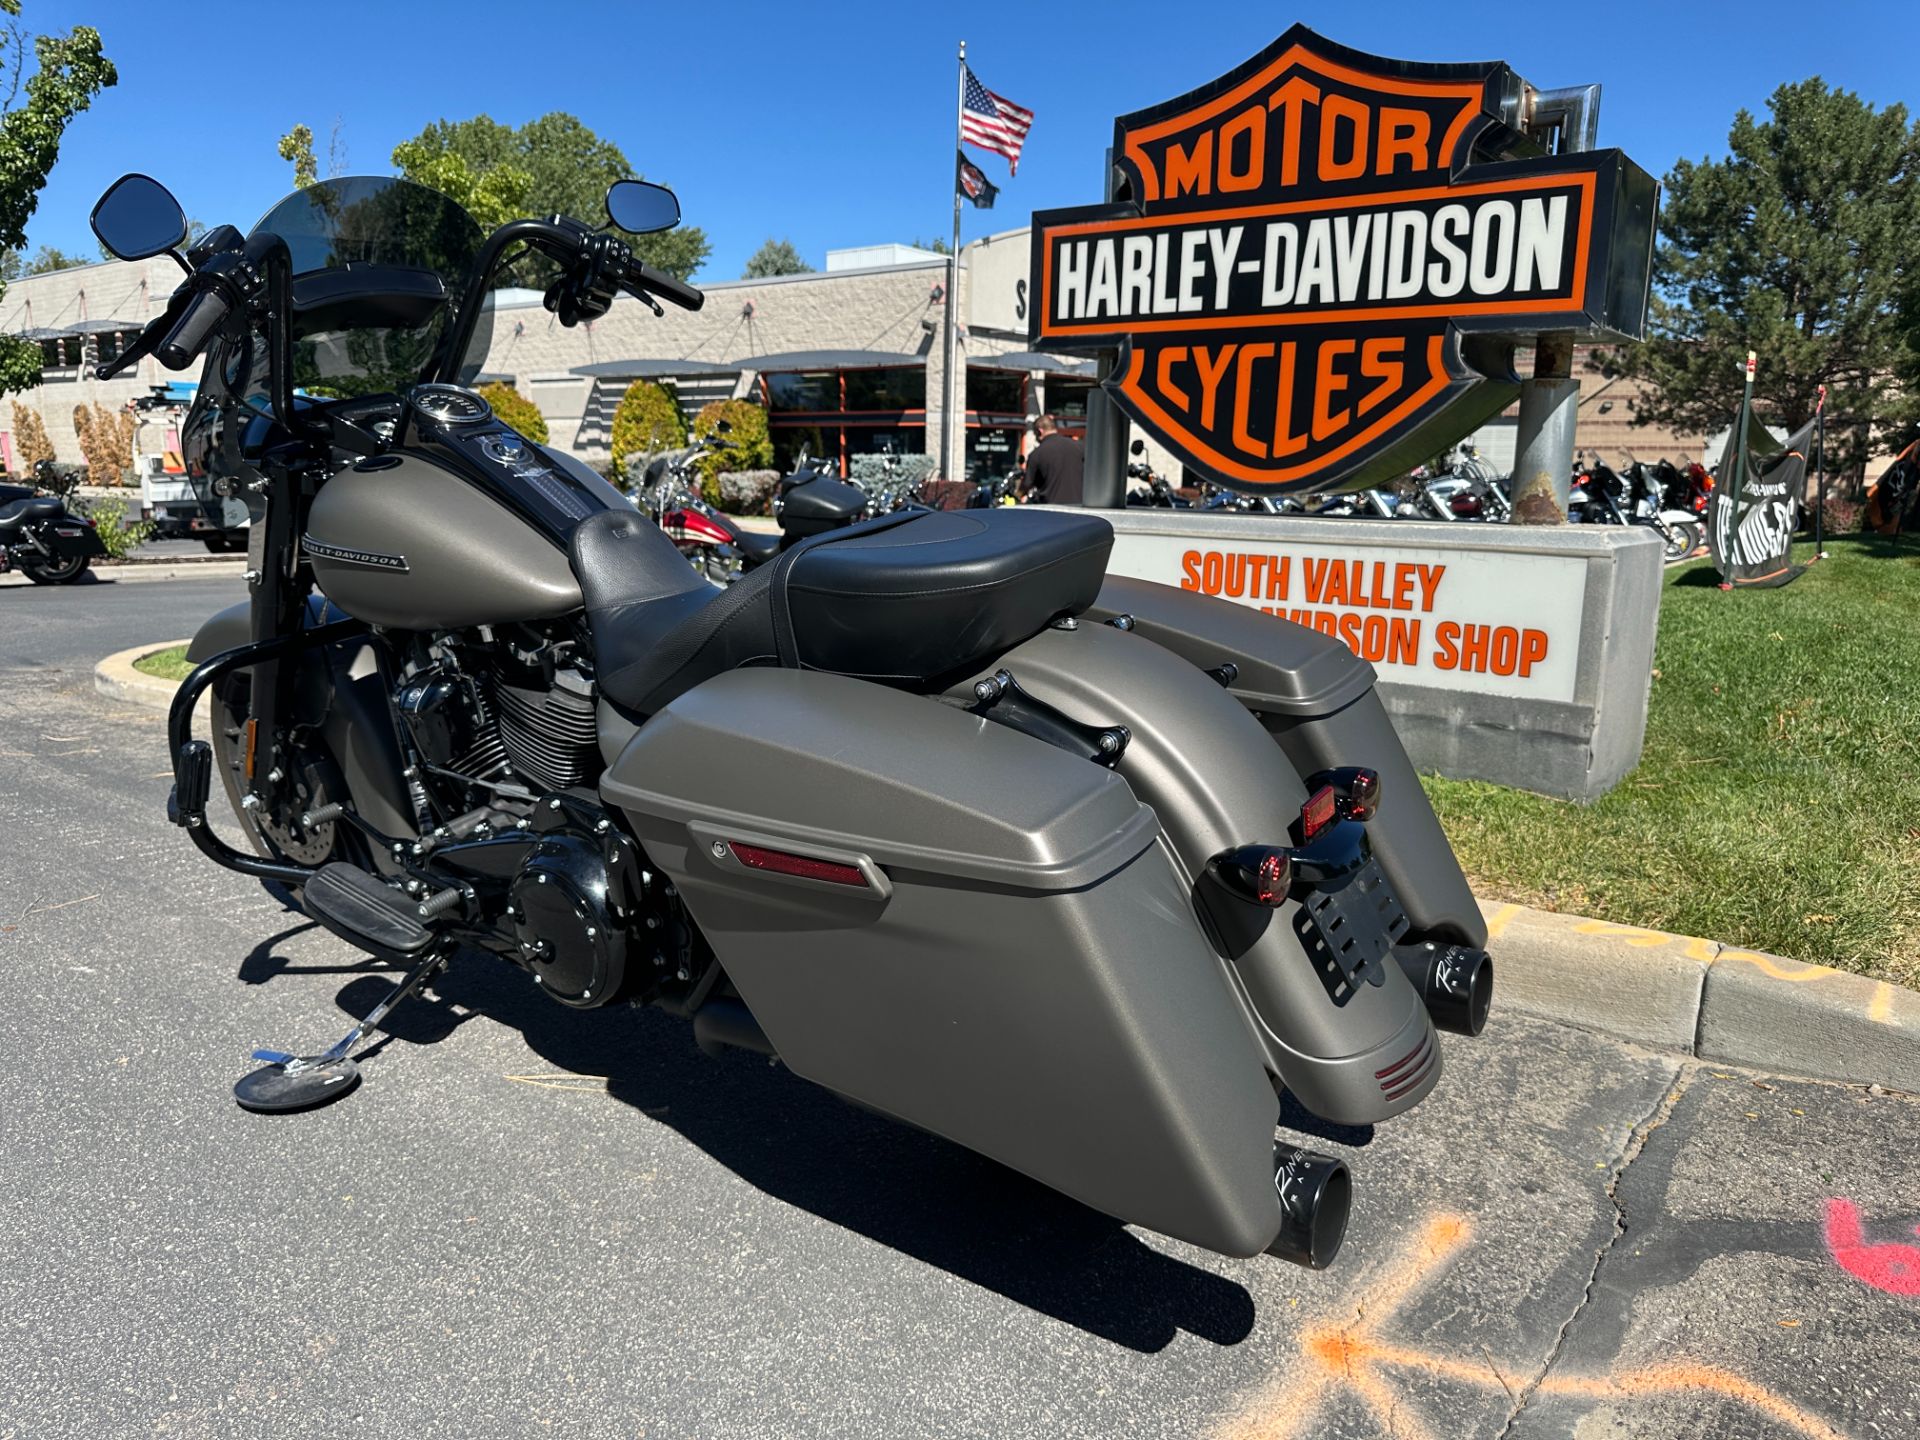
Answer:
[
  {"left": 42, "top": 513, "right": 109, "bottom": 560},
  {"left": 602, "top": 667, "right": 1290, "bottom": 1257},
  {"left": 1085, "top": 576, "right": 1485, "bottom": 950}
]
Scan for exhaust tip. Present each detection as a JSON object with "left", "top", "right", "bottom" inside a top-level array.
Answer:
[
  {"left": 1266, "top": 1144, "right": 1352, "bottom": 1270},
  {"left": 1397, "top": 942, "right": 1494, "bottom": 1037}
]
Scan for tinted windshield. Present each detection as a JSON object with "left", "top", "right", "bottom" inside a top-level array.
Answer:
[{"left": 250, "top": 175, "right": 491, "bottom": 396}]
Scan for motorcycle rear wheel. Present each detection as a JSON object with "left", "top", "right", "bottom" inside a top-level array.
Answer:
[{"left": 20, "top": 553, "right": 90, "bottom": 584}]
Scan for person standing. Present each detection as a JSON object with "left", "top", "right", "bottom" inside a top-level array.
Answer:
[{"left": 1022, "top": 413, "right": 1084, "bottom": 506}]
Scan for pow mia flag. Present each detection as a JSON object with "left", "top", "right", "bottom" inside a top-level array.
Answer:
[{"left": 1709, "top": 370, "right": 1809, "bottom": 589}]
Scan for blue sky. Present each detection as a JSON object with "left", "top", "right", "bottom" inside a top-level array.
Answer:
[{"left": 30, "top": 1, "right": 1920, "bottom": 282}]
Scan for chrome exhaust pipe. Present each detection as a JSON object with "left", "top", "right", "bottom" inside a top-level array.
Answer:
[
  {"left": 1265, "top": 1143, "right": 1352, "bottom": 1269},
  {"left": 1395, "top": 941, "right": 1494, "bottom": 1037}
]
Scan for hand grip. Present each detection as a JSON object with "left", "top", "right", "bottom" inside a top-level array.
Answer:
[
  {"left": 629, "top": 262, "right": 704, "bottom": 312},
  {"left": 156, "top": 286, "right": 232, "bottom": 370}
]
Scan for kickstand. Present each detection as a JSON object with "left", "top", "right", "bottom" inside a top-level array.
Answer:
[{"left": 234, "top": 945, "right": 450, "bottom": 1113}]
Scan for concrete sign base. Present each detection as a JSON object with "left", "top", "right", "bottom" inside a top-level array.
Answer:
[{"left": 1074, "top": 508, "right": 1664, "bottom": 800}]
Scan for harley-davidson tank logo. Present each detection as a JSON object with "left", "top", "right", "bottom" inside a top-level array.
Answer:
[
  {"left": 1029, "top": 26, "right": 1657, "bottom": 492},
  {"left": 302, "top": 534, "right": 409, "bottom": 571}
]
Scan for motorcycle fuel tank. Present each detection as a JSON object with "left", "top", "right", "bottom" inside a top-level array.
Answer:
[{"left": 304, "top": 450, "right": 583, "bottom": 629}]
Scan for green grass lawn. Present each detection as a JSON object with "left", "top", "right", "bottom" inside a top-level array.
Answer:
[
  {"left": 132, "top": 644, "right": 193, "bottom": 682},
  {"left": 1422, "top": 536, "right": 1920, "bottom": 986}
]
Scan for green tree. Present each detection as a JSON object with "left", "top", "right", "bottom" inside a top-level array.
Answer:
[
  {"left": 0, "top": 3, "right": 115, "bottom": 395},
  {"left": 742, "top": 237, "right": 812, "bottom": 278},
  {"left": 277, "top": 122, "right": 316, "bottom": 188},
  {"left": 1603, "top": 79, "right": 1920, "bottom": 475},
  {"left": 390, "top": 137, "right": 533, "bottom": 232},
  {"left": 392, "top": 112, "right": 710, "bottom": 280},
  {"left": 23, "top": 240, "right": 80, "bottom": 271},
  {"left": 907, "top": 235, "right": 952, "bottom": 255}
]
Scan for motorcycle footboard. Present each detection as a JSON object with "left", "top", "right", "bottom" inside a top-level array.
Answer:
[{"left": 603, "top": 668, "right": 1289, "bottom": 1258}]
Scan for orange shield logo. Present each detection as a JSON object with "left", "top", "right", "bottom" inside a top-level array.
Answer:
[{"left": 1029, "top": 27, "right": 1657, "bottom": 493}]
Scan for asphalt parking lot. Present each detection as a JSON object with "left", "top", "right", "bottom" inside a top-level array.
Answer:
[{"left": 2, "top": 575, "right": 1916, "bottom": 1439}]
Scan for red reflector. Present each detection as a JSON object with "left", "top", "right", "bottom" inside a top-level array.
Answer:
[
  {"left": 1302, "top": 785, "right": 1337, "bottom": 839},
  {"left": 727, "top": 842, "right": 867, "bottom": 887}
]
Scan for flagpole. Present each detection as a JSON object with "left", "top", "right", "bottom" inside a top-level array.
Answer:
[
  {"left": 942, "top": 39, "right": 966, "bottom": 483},
  {"left": 1813, "top": 383, "right": 1828, "bottom": 561},
  {"left": 1719, "top": 350, "right": 1756, "bottom": 592}
]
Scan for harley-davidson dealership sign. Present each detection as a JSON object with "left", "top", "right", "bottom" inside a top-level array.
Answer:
[{"left": 1029, "top": 27, "right": 1658, "bottom": 492}]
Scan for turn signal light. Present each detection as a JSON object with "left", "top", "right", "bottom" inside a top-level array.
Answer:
[{"left": 1208, "top": 844, "right": 1294, "bottom": 907}]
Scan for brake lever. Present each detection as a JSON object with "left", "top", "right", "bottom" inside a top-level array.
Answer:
[{"left": 630, "top": 286, "right": 664, "bottom": 318}]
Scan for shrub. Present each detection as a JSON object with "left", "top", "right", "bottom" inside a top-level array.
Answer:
[
  {"left": 477, "top": 382, "right": 548, "bottom": 444},
  {"left": 73, "top": 402, "right": 136, "bottom": 484},
  {"left": 850, "top": 452, "right": 937, "bottom": 489},
  {"left": 715, "top": 469, "right": 779, "bottom": 516},
  {"left": 690, "top": 399, "right": 772, "bottom": 504},
  {"left": 10, "top": 401, "right": 54, "bottom": 476},
  {"left": 1816, "top": 495, "right": 1862, "bottom": 536},
  {"left": 610, "top": 380, "right": 686, "bottom": 479},
  {"left": 76, "top": 496, "right": 153, "bottom": 559}
]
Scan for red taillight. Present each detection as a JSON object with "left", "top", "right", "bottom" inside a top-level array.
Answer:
[
  {"left": 86, "top": 515, "right": 98, "bottom": 528},
  {"left": 1343, "top": 768, "right": 1381, "bottom": 822},
  {"left": 727, "top": 842, "right": 867, "bottom": 888},
  {"left": 1302, "top": 785, "right": 1337, "bottom": 840},
  {"left": 1208, "top": 845, "right": 1294, "bottom": 907}
]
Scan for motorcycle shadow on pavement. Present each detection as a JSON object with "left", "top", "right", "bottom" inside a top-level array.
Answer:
[{"left": 307, "top": 941, "right": 1260, "bottom": 1353}]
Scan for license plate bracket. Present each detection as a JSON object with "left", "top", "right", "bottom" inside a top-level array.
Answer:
[{"left": 1296, "top": 855, "right": 1407, "bottom": 1000}]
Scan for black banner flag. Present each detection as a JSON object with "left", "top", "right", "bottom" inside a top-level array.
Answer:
[{"left": 1708, "top": 378, "right": 1809, "bottom": 589}]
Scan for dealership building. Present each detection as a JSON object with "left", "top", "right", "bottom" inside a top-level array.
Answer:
[{"left": 1, "top": 223, "right": 1702, "bottom": 484}]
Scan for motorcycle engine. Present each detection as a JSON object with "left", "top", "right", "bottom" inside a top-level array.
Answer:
[{"left": 509, "top": 829, "right": 633, "bottom": 1007}]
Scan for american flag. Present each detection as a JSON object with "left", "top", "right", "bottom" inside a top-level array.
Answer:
[{"left": 961, "top": 65, "right": 1034, "bottom": 176}]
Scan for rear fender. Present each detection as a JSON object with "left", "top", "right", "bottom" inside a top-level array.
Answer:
[
  {"left": 187, "top": 598, "right": 413, "bottom": 841},
  {"left": 955, "top": 621, "right": 1440, "bottom": 1127},
  {"left": 1085, "top": 576, "right": 1484, "bottom": 949}
]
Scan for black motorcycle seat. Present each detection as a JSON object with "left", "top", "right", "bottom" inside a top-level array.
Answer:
[
  {"left": 0, "top": 496, "right": 64, "bottom": 534},
  {"left": 714, "top": 514, "right": 781, "bottom": 564},
  {"left": 572, "top": 506, "right": 1113, "bottom": 716}
]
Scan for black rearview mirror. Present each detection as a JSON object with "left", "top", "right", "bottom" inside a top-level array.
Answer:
[
  {"left": 1130, "top": 439, "right": 1146, "bottom": 456},
  {"left": 606, "top": 179, "right": 680, "bottom": 235},
  {"left": 90, "top": 174, "right": 188, "bottom": 261},
  {"left": 715, "top": 418, "right": 732, "bottom": 435}
]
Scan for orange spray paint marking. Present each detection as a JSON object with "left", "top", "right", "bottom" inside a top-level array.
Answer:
[{"left": 1215, "top": 1212, "right": 1852, "bottom": 1440}]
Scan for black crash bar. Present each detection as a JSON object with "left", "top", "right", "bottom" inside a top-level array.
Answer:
[{"left": 165, "top": 617, "right": 367, "bottom": 886}]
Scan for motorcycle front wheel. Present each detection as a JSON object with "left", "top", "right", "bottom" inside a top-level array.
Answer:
[
  {"left": 1660, "top": 520, "right": 1702, "bottom": 563},
  {"left": 20, "top": 553, "right": 90, "bottom": 584}
]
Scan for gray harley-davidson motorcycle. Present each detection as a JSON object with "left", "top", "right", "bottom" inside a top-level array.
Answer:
[{"left": 91, "top": 167, "right": 1492, "bottom": 1269}]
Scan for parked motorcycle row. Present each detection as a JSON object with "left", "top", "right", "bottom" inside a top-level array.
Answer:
[
  {"left": 70, "top": 163, "right": 1499, "bottom": 1273},
  {"left": 1123, "top": 442, "right": 1715, "bottom": 564}
]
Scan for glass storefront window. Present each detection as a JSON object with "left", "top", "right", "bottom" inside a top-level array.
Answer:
[
  {"left": 764, "top": 371, "right": 840, "bottom": 412},
  {"left": 965, "top": 426, "right": 1023, "bottom": 482},
  {"left": 842, "top": 367, "right": 923, "bottom": 412},
  {"left": 968, "top": 368, "right": 1024, "bottom": 416},
  {"left": 1047, "top": 377, "right": 1093, "bottom": 420}
]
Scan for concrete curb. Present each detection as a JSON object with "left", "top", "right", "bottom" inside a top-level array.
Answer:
[
  {"left": 1, "top": 559, "right": 245, "bottom": 588},
  {"left": 93, "top": 640, "right": 192, "bottom": 712},
  {"left": 81, "top": 644, "right": 1920, "bottom": 1092},
  {"left": 1482, "top": 900, "right": 1918, "bottom": 1091}
]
